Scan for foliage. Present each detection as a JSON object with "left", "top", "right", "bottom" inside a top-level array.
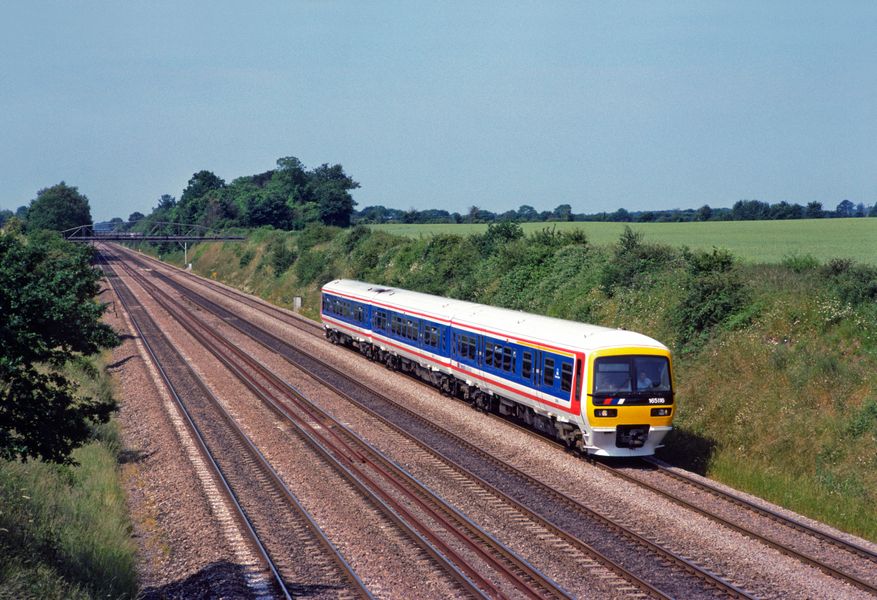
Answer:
[
  {"left": 141, "top": 156, "right": 359, "bottom": 233},
  {"left": 670, "top": 248, "right": 751, "bottom": 349},
  {"left": 0, "top": 356, "right": 136, "bottom": 599},
  {"left": 819, "top": 258, "right": 877, "bottom": 306},
  {"left": 268, "top": 238, "right": 296, "bottom": 275},
  {"left": 26, "top": 182, "right": 92, "bottom": 233},
  {"left": 0, "top": 232, "right": 119, "bottom": 463},
  {"left": 781, "top": 253, "right": 820, "bottom": 273},
  {"left": 600, "top": 226, "right": 676, "bottom": 294},
  {"left": 238, "top": 248, "right": 255, "bottom": 267}
]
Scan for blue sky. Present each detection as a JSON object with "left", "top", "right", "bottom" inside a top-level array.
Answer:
[{"left": 1, "top": 1, "right": 875, "bottom": 221}]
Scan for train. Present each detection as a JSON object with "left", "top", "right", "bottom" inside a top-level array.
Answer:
[{"left": 320, "top": 279, "right": 674, "bottom": 457}]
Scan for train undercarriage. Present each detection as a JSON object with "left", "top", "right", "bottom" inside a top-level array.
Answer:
[{"left": 326, "top": 328, "right": 586, "bottom": 453}]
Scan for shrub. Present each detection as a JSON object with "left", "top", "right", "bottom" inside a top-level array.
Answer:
[
  {"left": 781, "top": 253, "right": 820, "bottom": 273},
  {"left": 670, "top": 248, "right": 750, "bottom": 349},
  {"left": 296, "top": 223, "right": 337, "bottom": 252},
  {"left": 600, "top": 226, "right": 675, "bottom": 293},
  {"left": 268, "top": 238, "right": 296, "bottom": 275},
  {"left": 820, "top": 258, "right": 877, "bottom": 306},
  {"left": 238, "top": 248, "right": 255, "bottom": 267},
  {"left": 477, "top": 221, "right": 524, "bottom": 255},
  {"left": 296, "top": 248, "right": 334, "bottom": 285}
]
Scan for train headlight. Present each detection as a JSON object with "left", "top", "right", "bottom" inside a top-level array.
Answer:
[
  {"left": 594, "top": 409, "right": 617, "bottom": 418},
  {"left": 650, "top": 407, "right": 671, "bottom": 417}
]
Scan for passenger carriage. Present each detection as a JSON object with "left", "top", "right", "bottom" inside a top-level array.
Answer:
[{"left": 320, "top": 279, "right": 674, "bottom": 457}]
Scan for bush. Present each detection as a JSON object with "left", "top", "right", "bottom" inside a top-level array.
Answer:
[
  {"left": 238, "top": 248, "right": 255, "bottom": 267},
  {"left": 295, "top": 248, "right": 335, "bottom": 285},
  {"left": 296, "top": 223, "right": 337, "bottom": 252},
  {"left": 820, "top": 258, "right": 877, "bottom": 306},
  {"left": 600, "top": 226, "right": 675, "bottom": 294},
  {"left": 670, "top": 248, "right": 750, "bottom": 349},
  {"left": 268, "top": 238, "right": 296, "bottom": 275},
  {"left": 781, "top": 253, "right": 820, "bottom": 273}
]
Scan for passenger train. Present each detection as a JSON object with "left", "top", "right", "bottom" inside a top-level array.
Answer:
[{"left": 320, "top": 279, "right": 674, "bottom": 457}]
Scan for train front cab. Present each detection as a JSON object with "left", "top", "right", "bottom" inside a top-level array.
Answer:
[{"left": 583, "top": 347, "right": 674, "bottom": 457}]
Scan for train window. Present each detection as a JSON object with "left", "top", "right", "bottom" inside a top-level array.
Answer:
[
  {"left": 405, "top": 318, "right": 418, "bottom": 341},
  {"left": 391, "top": 315, "right": 403, "bottom": 336},
  {"left": 561, "top": 362, "right": 573, "bottom": 392},
  {"left": 543, "top": 357, "right": 555, "bottom": 386},
  {"left": 322, "top": 296, "right": 330, "bottom": 312},
  {"left": 457, "top": 334, "right": 471, "bottom": 359},
  {"left": 502, "top": 347, "right": 513, "bottom": 372},
  {"left": 374, "top": 310, "right": 387, "bottom": 331},
  {"left": 485, "top": 342, "right": 494, "bottom": 366},
  {"left": 424, "top": 325, "right": 439, "bottom": 347},
  {"left": 522, "top": 352, "right": 532, "bottom": 379},
  {"left": 355, "top": 306, "right": 364, "bottom": 322},
  {"left": 593, "top": 359, "right": 632, "bottom": 394}
]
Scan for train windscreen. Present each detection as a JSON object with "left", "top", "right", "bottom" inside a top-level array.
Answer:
[{"left": 593, "top": 356, "right": 671, "bottom": 395}]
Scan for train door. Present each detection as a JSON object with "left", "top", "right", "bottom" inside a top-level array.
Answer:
[{"left": 533, "top": 350, "right": 544, "bottom": 390}]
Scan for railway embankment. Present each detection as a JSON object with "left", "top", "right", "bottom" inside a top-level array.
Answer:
[{"left": 146, "top": 222, "right": 877, "bottom": 542}]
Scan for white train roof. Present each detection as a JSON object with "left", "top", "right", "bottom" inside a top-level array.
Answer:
[{"left": 322, "top": 279, "right": 667, "bottom": 354}]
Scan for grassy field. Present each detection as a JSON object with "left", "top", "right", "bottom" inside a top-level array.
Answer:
[{"left": 372, "top": 218, "right": 877, "bottom": 265}]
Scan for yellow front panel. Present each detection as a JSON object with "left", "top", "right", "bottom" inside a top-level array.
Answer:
[{"left": 585, "top": 346, "right": 675, "bottom": 428}]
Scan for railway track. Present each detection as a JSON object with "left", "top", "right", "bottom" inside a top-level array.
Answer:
[
  {"left": 602, "top": 459, "right": 877, "bottom": 595},
  {"left": 100, "top": 254, "right": 371, "bottom": 600},
  {"left": 110, "top": 244, "right": 756, "bottom": 598},
  {"left": 105, "top": 247, "right": 575, "bottom": 600},
  {"left": 159, "top": 249, "right": 877, "bottom": 595}
]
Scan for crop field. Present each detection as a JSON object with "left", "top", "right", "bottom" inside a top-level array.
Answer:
[{"left": 371, "top": 218, "right": 877, "bottom": 265}]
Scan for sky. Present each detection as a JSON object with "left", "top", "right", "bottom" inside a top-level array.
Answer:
[{"left": 1, "top": 1, "right": 875, "bottom": 222}]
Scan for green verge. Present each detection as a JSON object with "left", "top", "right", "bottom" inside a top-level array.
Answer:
[
  {"left": 146, "top": 224, "right": 877, "bottom": 542},
  {"left": 0, "top": 353, "right": 137, "bottom": 600}
]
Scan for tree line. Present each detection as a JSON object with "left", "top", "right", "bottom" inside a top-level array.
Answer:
[{"left": 354, "top": 198, "right": 877, "bottom": 225}]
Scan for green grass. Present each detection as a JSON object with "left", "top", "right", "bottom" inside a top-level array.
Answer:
[
  {"left": 0, "top": 353, "right": 137, "bottom": 599},
  {"left": 372, "top": 218, "right": 877, "bottom": 265}
]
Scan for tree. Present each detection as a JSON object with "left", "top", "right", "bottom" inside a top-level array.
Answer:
[
  {"left": 128, "top": 211, "right": 145, "bottom": 225},
  {"left": 836, "top": 199, "right": 855, "bottom": 218},
  {"left": 180, "top": 170, "right": 226, "bottom": 206},
  {"left": 308, "top": 163, "right": 359, "bottom": 227},
  {"left": 26, "top": 182, "right": 92, "bottom": 232},
  {"left": 156, "top": 194, "right": 176, "bottom": 212},
  {"left": 244, "top": 193, "right": 293, "bottom": 229},
  {"left": 696, "top": 205, "right": 713, "bottom": 221},
  {"left": 610, "top": 207, "right": 631, "bottom": 222},
  {"left": 805, "top": 201, "right": 823, "bottom": 219},
  {"left": 553, "top": 204, "right": 574, "bottom": 221},
  {"left": 731, "top": 199, "right": 770, "bottom": 221},
  {"left": 0, "top": 232, "right": 119, "bottom": 463},
  {"left": 516, "top": 205, "right": 539, "bottom": 222}
]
